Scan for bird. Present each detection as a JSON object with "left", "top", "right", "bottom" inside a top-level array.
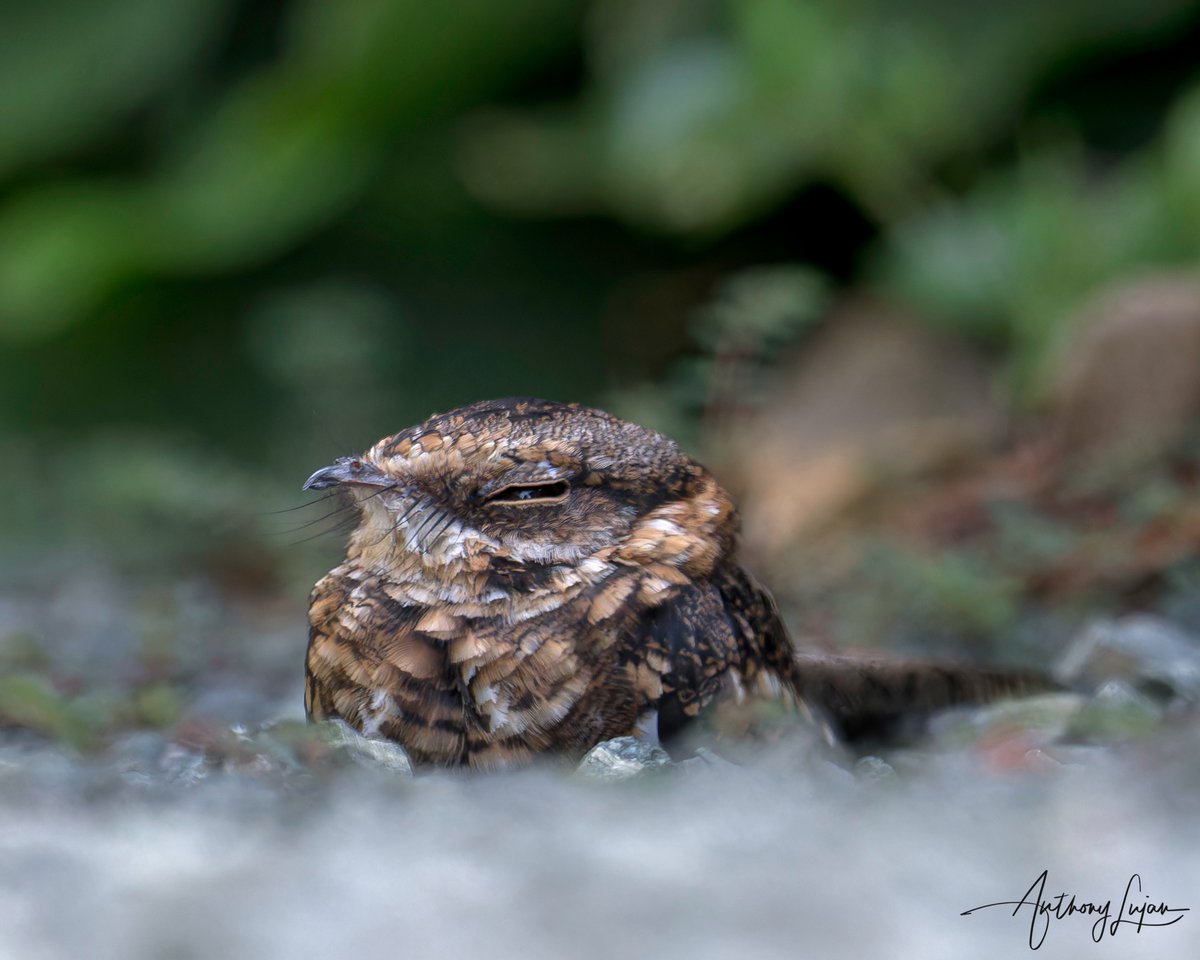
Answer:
[{"left": 303, "top": 397, "right": 1045, "bottom": 770}]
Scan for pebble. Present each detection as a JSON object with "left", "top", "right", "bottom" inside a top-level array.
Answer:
[
  {"left": 1056, "top": 614, "right": 1200, "bottom": 704},
  {"left": 576, "top": 736, "right": 671, "bottom": 781},
  {"left": 318, "top": 719, "right": 414, "bottom": 777}
]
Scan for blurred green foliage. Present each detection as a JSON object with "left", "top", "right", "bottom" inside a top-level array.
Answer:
[
  {"left": 0, "top": 670, "right": 182, "bottom": 750},
  {"left": 2, "top": 0, "right": 1200, "bottom": 577}
]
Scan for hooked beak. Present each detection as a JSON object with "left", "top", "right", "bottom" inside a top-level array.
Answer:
[{"left": 302, "top": 456, "right": 392, "bottom": 492}]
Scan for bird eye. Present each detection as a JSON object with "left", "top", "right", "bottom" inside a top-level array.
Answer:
[{"left": 484, "top": 480, "right": 569, "bottom": 506}]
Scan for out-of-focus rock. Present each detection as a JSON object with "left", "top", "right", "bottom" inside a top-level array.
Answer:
[
  {"left": 222, "top": 721, "right": 312, "bottom": 780},
  {"left": 577, "top": 736, "right": 671, "bottom": 780},
  {"left": 1055, "top": 614, "right": 1200, "bottom": 704},
  {"left": 318, "top": 719, "right": 414, "bottom": 777},
  {"left": 854, "top": 755, "right": 897, "bottom": 781},
  {"left": 109, "top": 731, "right": 170, "bottom": 786},
  {"left": 1051, "top": 274, "right": 1200, "bottom": 469},
  {"left": 674, "top": 746, "right": 742, "bottom": 775},
  {"left": 1043, "top": 744, "right": 1109, "bottom": 767},
  {"left": 723, "top": 302, "right": 999, "bottom": 557},
  {"left": 1068, "top": 680, "right": 1165, "bottom": 742},
  {"left": 0, "top": 740, "right": 87, "bottom": 797},
  {"left": 925, "top": 692, "right": 1087, "bottom": 751},
  {"left": 160, "top": 743, "right": 210, "bottom": 786}
]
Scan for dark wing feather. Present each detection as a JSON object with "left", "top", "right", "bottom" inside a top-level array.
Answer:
[
  {"left": 630, "top": 563, "right": 802, "bottom": 744},
  {"left": 634, "top": 561, "right": 1057, "bottom": 746},
  {"left": 636, "top": 579, "right": 742, "bottom": 741}
]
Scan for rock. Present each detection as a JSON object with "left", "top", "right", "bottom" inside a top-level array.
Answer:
[
  {"left": 1055, "top": 614, "right": 1200, "bottom": 704},
  {"left": 854, "top": 755, "right": 897, "bottom": 781},
  {"left": 1017, "top": 749, "right": 1068, "bottom": 773},
  {"left": 1042, "top": 744, "right": 1109, "bottom": 767},
  {"left": 690, "top": 746, "right": 739, "bottom": 769},
  {"left": 0, "top": 739, "right": 87, "bottom": 797},
  {"left": 1068, "top": 680, "right": 1165, "bottom": 742},
  {"left": 674, "top": 746, "right": 743, "bottom": 776},
  {"left": 318, "top": 719, "right": 414, "bottom": 777},
  {"left": 925, "top": 692, "right": 1087, "bottom": 751},
  {"left": 160, "top": 744, "right": 210, "bottom": 786},
  {"left": 213, "top": 723, "right": 303, "bottom": 782},
  {"left": 724, "top": 301, "right": 999, "bottom": 556},
  {"left": 108, "top": 731, "right": 169, "bottom": 786},
  {"left": 577, "top": 736, "right": 671, "bottom": 781},
  {"left": 1051, "top": 274, "right": 1200, "bottom": 470}
]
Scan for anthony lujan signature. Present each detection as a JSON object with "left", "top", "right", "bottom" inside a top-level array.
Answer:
[{"left": 961, "top": 870, "right": 1189, "bottom": 950}]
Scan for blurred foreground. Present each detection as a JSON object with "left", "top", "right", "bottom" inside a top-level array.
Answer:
[{"left": 3, "top": 709, "right": 1199, "bottom": 960}]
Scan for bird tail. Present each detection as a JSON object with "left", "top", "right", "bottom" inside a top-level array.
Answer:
[{"left": 787, "top": 655, "right": 1058, "bottom": 743}]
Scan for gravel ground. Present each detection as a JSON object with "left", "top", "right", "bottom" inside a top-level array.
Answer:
[
  {"left": 2, "top": 568, "right": 1198, "bottom": 960},
  {"left": 2, "top": 726, "right": 1198, "bottom": 960}
]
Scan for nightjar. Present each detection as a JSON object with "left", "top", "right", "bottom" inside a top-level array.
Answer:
[{"left": 303, "top": 398, "right": 1039, "bottom": 769}]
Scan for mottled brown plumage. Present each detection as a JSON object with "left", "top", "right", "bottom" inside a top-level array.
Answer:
[{"left": 303, "top": 398, "right": 1044, "bottom": 769}]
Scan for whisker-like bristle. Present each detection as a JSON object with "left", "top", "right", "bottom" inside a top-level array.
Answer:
[
  {"left": 280, "top": 481, "right": 402, "bottom": 545},
  {"left": 361, "top": 498, "right": 419, "bottom": 552},
  {"left": 288, "top": 518, "right": 359, "bottom": 547},
  {"left": 425, "top": 511, "right": 457, "bottom": 546},
  {"left": 260, "top": 494, "right": 337, "bottom": 515},
  {"left": 407, "top": 507, "right": 444, "bottom": 550},
  {"left": 360, "top": 483, "right": 399, "bottom": 504},
  {"left": 275, "top": 503, "right": 356, "bottom": 534}
]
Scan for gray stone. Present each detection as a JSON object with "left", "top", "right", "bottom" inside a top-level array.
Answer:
[
  {"left": 674, "top": 747, "right": 743, "bottom": 776},
  {"left": 1043, "top": 744, "right": 1110, "bottom": 768},
  {"left": 925, "top": 692, "right": 1087, "bottom": 750},
  {"left": 577, "top": 736, "right": 671, "bottom": 781},
  {"left": 160, "top": 744, "right": 211, "bottom": 786},
  {"left": 318, "top": 719, "right": 414, "bottom": 777},
  {"left": 1068, "top": 679, "right": 1165, "bottom": 742},
  {"left": 108, "top": 731, "right": 170, "bottom": 785},
  {"left": 1055, "top": 614, "right": 1200, "bottom": 703},
  {"left": 854, "top": 755, "right": 897, "bottom": 781}
]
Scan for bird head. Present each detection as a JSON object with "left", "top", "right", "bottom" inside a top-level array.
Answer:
[{"left": 303, "top": 398, "right": 736, "bottom": 597}]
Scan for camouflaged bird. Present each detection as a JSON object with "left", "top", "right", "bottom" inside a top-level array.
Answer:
[{"left": 303, "top": 398, "right": 1041, "bottom": 770}]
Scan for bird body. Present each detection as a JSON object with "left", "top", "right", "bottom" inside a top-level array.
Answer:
[{"left": 304, "top": 398, "right": 1043, "bottom": 770}]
